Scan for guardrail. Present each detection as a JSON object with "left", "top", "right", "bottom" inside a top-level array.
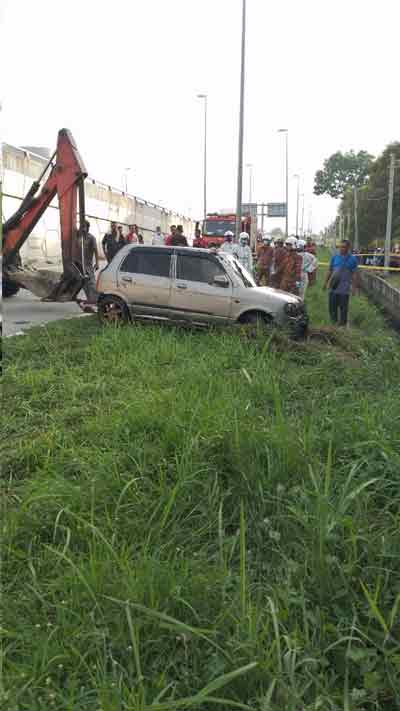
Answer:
[{"left": 359, "top": 271, "right": 400, "bottom": 325}]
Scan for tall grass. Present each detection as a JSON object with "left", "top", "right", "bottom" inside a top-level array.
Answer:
[{"left": 1, "top": 276, "right": 400, "bottom": 709}]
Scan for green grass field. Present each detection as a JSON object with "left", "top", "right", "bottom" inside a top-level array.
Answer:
[{"left": 2, "top": 276, "right": 400, "bottom": 710}]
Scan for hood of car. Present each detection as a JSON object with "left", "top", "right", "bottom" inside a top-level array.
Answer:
[{"left": 255, "top": 286, "right": 301, "bottom": 305}]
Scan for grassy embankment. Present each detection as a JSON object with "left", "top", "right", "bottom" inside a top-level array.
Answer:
[{"left": 2, "top": 272, "right": 400, "bottom": 710}]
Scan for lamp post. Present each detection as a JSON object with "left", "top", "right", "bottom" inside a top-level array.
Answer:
[
  {"left": 123, "top": 168, "right": 131, "bottom": 194},
  {"left": 197, "top": 93, "right": 208, "bottom": 226},
  {"left": 235, "top": 0, "right": 247, "bottom": 242},
  {"left": 294, "top": 174, "right": 300, "bottom": 236},
  {"left": 245, "top": 163, "right": 253, "bottom": 204},
  {"left": 278, "top": 129, "right": 288, "bottom": 236}
]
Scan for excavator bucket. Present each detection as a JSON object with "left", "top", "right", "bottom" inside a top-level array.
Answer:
[{"left": 6, "top": 266, "right": 85, "bottom": 302}]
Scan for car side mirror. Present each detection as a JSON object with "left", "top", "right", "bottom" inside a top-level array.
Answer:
[{"left": 213, "top": 275, "right": 229, "bottom": 288}]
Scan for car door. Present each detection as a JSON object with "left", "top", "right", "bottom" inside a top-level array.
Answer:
[
  {"left": 171, "top": 252, "right": 233, "bottom": 322},
  {"left": 118, "top": 247, "right": 172, "bottom": 316}
]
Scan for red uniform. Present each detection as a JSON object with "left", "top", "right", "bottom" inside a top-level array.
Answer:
[
  {"left": 271, "top": 246, "right": 286, "bottom": 288},
  {"left": 256, "top": 245, "right": 274, "bottom": 285},
  {"left": 279, "top": 251, "right": 303, "bottom": 295},
  {"left": 193, "top": 236, "right": 208, "bottom": 248}
]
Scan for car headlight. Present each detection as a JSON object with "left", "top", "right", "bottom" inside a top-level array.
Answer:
[{"left": 284, "top": 302, "right": 303, "bottom": 316}]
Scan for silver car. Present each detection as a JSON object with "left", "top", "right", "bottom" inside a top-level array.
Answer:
[{"left": 96, "top": 246, "right": 308, "bottom": 336}]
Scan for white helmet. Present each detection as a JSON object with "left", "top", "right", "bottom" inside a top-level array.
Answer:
[
  {"left": 284, "top": 236, "right": 298, "bottom": 248},
  {"left": 297, "top": 239, "right": 306, "bottom": 250},
  {"left": 240, "top": 231, "right": 249, "bottom": 244},
  {"left": 224, "top": 230, "right": 234, "bottom": 237}
]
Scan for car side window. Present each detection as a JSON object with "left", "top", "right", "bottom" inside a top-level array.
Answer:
[
  {"left": 120, "top": 249, "right": 171, "bottom": 277},
  {"left": 177, "top": 255, "right": 226, "bottom": 284}
]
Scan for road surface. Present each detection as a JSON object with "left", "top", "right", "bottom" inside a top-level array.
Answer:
[{"left": 3, "top": 289, "right": 89, "bottom": 337}]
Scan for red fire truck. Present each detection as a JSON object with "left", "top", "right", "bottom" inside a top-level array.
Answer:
[{"left": 201, "top": 211, "right": 254, "bottom": 248}]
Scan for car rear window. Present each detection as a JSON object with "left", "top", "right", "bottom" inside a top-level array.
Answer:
[
  {"left": 177, "top": 255, "right": 226, "bottom": 284},
  {"left": 120, "top": 249, "right": 171, "bottom": 278}
]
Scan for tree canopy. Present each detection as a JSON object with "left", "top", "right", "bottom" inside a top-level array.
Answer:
[
  {"left": 314, "top": 150, "right": 374, "bottom": 199},
  {"left": 338, "top": 143, "right": 400, "bottom": 248}
]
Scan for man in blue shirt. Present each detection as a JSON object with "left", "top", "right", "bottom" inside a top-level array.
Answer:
[{"left": 324, "top": 240, "right": 359, "bottom": 326}]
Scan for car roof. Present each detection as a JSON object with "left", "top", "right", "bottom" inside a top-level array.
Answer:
[{"left": 121, "top": 245, "right": 219, "bottom": 256}]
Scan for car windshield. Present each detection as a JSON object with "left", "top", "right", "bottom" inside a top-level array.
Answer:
[
  {"left": 205, "top": 220, "right": 236, "bottom": 236},
  {"left": 223, "top": 255, "right": 256, "bottom": 288}
]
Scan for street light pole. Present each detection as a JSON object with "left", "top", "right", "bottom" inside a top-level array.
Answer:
[
  {"left": 235, "top": 0, "right": 247, "bottom": 242},
  {"left": 197, "top": 93, "right": 208, "bottom": 225},
  {"left": 384, "top": 153, "right": 396, "bottom": 274},
  {"left": 300, "top": 193, "right": 305, "bottom": 236},
  {"left": 353, "top": 186, "right": 359, "bottom": 251},
  {"left": 294, "top": 174, "right": 300, "bottom": 236},
  {"left": 245, "top": 163, "right": 253, "bottom": 204},
  {"left": 278, "top": 129, "right": 289, "bottom": 236}
]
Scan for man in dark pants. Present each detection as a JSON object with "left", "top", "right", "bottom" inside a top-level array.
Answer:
[{"left": 324, "top": 240, "right": 359, "bottom": 326}]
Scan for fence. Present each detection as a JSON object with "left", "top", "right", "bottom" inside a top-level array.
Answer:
[{"left": 359, "top": 271, "right": 400, "bottom": 325}]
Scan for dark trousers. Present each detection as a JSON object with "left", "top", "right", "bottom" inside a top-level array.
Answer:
[{"left": 329, "top": 291, "right": 350, "bottom": 326}]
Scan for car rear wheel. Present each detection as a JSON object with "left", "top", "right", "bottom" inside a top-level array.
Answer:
[{"left": 98, "top": 296, "right": 130, "bottom": 326}]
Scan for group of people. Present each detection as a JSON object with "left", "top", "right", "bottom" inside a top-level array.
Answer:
[
  {"left": 215, "top": 230, "right": 318, "bottom": 299},
  {"left": 102, "top": 222, "right": 146, "bottom": 263}
]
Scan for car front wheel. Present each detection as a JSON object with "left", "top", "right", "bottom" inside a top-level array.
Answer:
[
  {"left": 98, "top": 295, "right": 130, "bottom": 326},
  {"left": 240, "top": 311, "right": 273, "bottom": 338}
]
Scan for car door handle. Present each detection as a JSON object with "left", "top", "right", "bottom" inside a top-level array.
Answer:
[
  {"left": 177, "top": 283, "right": 187, "bottom": 290},
  {"left": 122, "top": 276, "right": 133, "bottom": 283}
]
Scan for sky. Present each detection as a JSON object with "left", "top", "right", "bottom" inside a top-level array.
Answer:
[{"left": 1, "top": 0, "right": 399, "bottom": 233}]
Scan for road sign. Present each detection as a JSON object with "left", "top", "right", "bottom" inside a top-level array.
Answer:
[{"left": 267, "top": 202, "right": 287, "bottom": 218}]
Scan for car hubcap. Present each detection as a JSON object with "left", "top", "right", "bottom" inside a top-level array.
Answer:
[{"left": 103, "top": 302, "right": 123, "bottom": 323}]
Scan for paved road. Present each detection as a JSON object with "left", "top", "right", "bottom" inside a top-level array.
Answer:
[{"left": 3, "top": 289, "right": 89, "bottom": 337}]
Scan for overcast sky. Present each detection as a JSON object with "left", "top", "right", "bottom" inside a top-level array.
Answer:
[{"left": 1, "top": 0, "right": 398, "bottom": 233}]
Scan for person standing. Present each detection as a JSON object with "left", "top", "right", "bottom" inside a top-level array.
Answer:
[
  {"left": 271, "top": 238, "right": 287, "bottom": 289},
  {"left": 193, "top": 227, "right": 207, "bottom": 248},
  {"left": 279, "top": 237, "right": 303, "bottom": 295},
  {"left": 102, "top": 222, "right": 119, "bottom": 263},
  {"left": 117, "top": 225, "right": 126, "bottom": 250},
  {"left": 165, "top": 225, "right": 177, "bottom": 246},
  {"left": 305, "top": 236, "right": 317, "bottom": 285},
  {"left": 297, "top": 239, "right": 317, "bottom": 300},
  {"left": 256, "top": 237, "right": 274, "bottom": 286},
  {"left": 126, "top": 225, "right": 138, "bottom": 244},
  {"left": 236, "top": 232, "right": 253, "bottom": 274},
  {"left": 152, "top": 226, "right": 164, "bottom": 246},
  {"left": 80, "top": 220, "right": 99, "bottom": 303},
  {"left": 324, "top": 239, "right": 359, "bottom": 326},
  {"left": 170, "top": 225, "right": 188, "bottom": 246},
  {"left": 219, "top": 230, "right": 235, "bottom": 255}
]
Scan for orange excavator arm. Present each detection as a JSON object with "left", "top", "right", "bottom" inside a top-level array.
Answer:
[{"left": 3, "top": 128, "right": 89, "bottom": 301}]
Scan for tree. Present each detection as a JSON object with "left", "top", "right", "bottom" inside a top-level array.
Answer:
[
  {"left": 338, "top": 142, "right": 400, "bottom": 249},
  {"left": 314, "top": 150, "right": 374, "bottom": 199}
]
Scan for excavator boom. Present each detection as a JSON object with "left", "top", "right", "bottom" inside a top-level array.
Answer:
[{"left": 3, "top": 129, "right": 89, "bottom": 302}]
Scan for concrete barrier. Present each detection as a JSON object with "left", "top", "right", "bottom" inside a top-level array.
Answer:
[{"left": 360, "top": 271, "right": 400, "bottom": 326}]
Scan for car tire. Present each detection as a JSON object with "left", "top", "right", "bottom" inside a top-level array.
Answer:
[
  {"left": 240, "top": 311, "right": 273, "bottom": 338},
  {"left": 3, "top": 278, "right": 20, "bottom": 298},
  {"left": 98, "top": 295, "right": 130, "bottom": 326}
]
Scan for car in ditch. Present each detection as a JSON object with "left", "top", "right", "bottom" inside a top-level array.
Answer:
[{"left": 96, "top": 246, "right": 308, "bottom": 337}]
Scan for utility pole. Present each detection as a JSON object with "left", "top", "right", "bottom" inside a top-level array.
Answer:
[
  {"left": 353, "top": 186, "right": 359, "bottom": 251},
  {"left": 245, "top": 163, "right": 253, "bottom": 204},
  {"left": 235, "top": 0, "right": 247, "bottom": 242},
  {"left": 384, "top": 153, "right": 395, "bottom": 274},
  {"left": 294, "top": 174, "right": 300, "bottom": 235},
  {"left": 278, "top": 129, "right": 289, "bottom": 237},
  {"left": 197, "top": 94, "right": 208, "bottom": 225},
  {"left": 300, "top": 194, "right": 305, "bottom": 236}
]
